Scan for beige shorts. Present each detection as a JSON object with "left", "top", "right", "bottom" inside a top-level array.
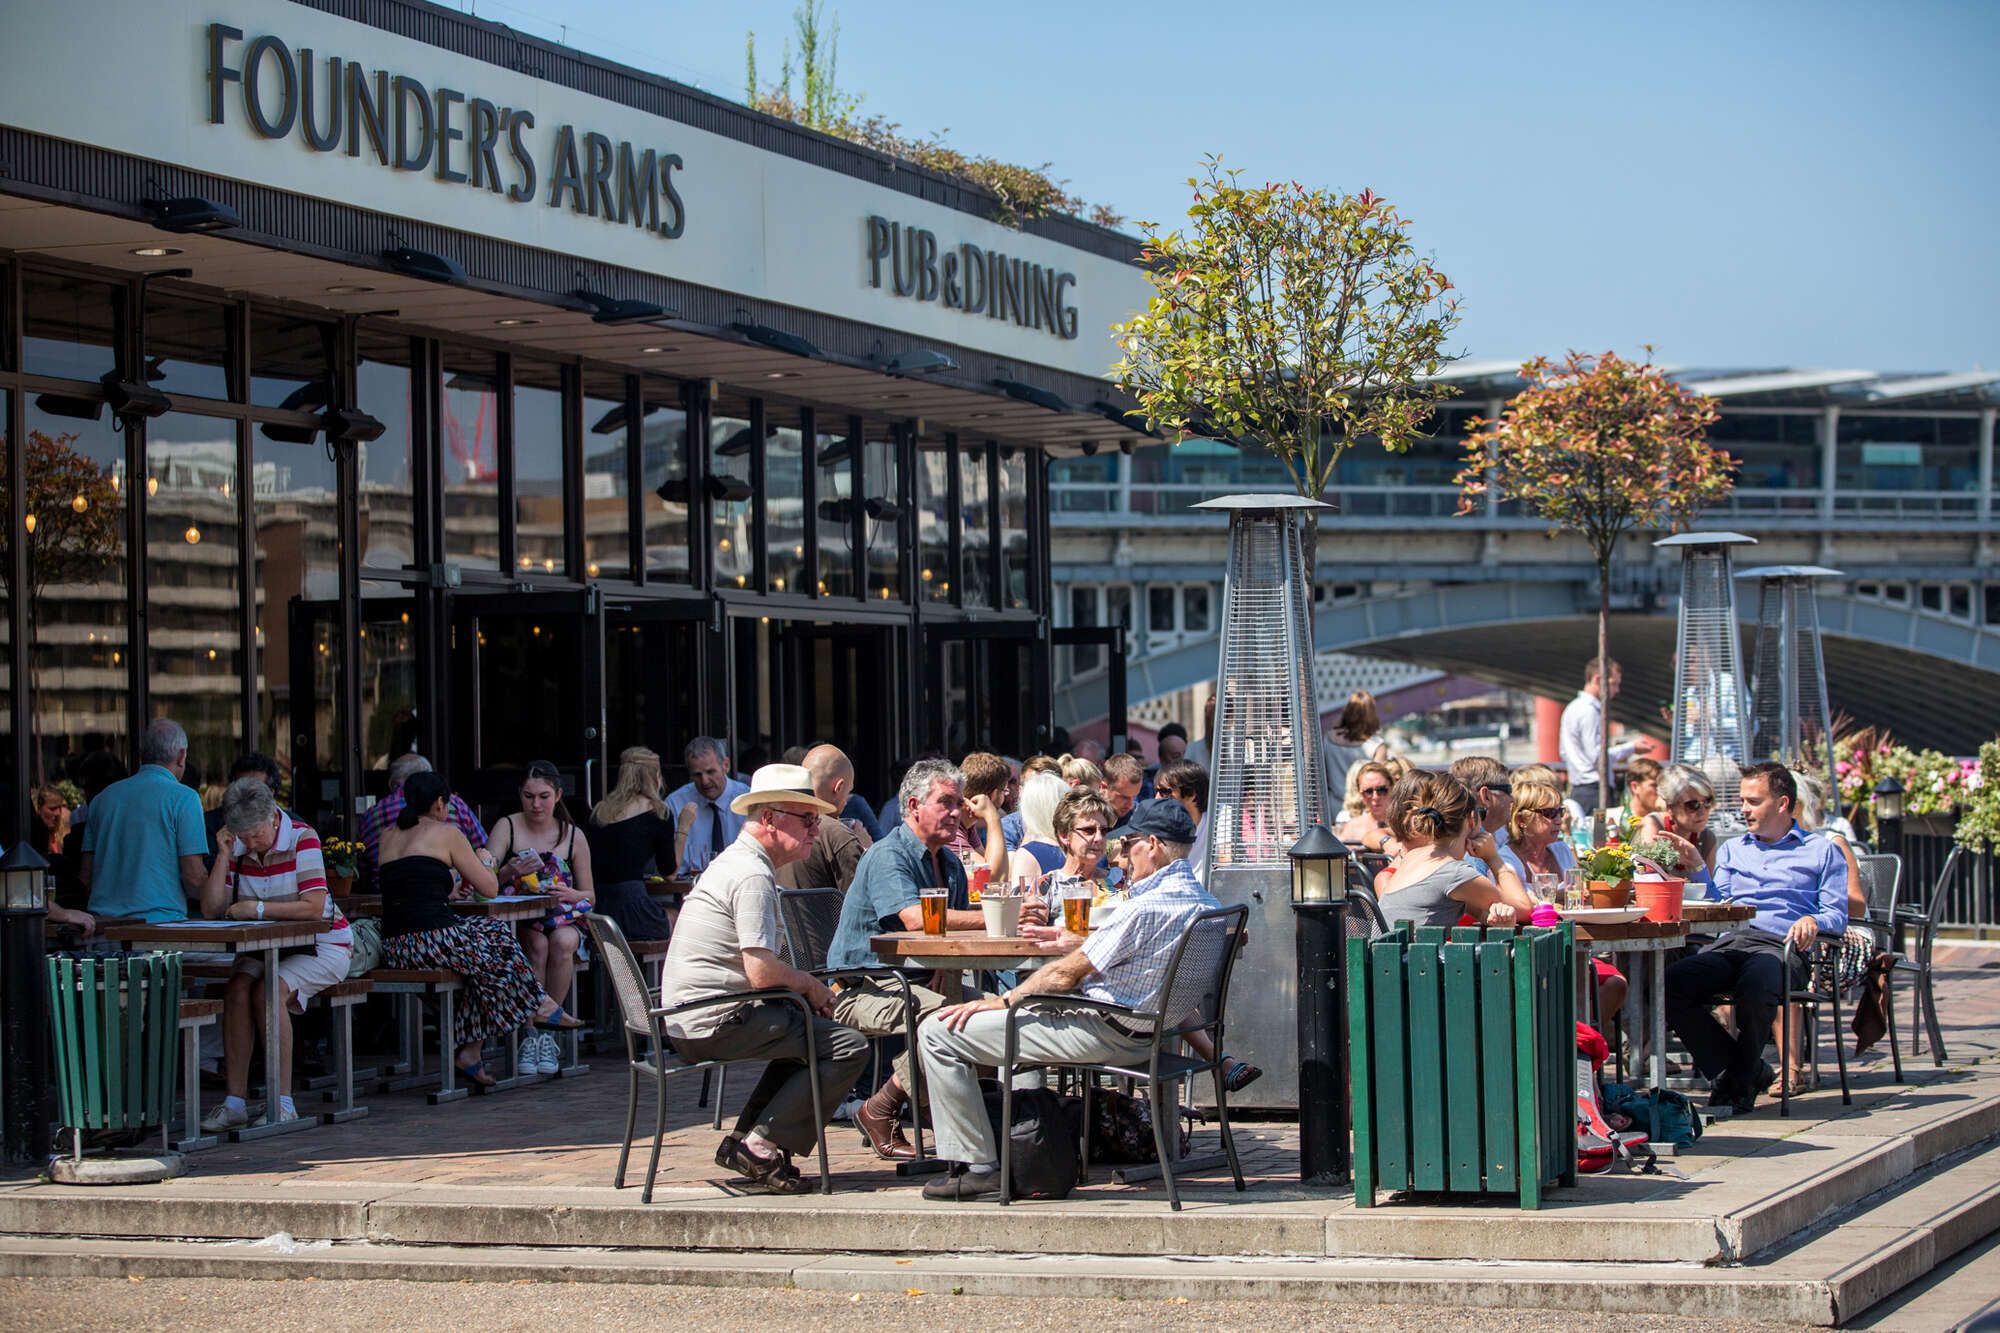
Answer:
[{"left": 232, "top": 941, "right": 350, "bottom": 1011}]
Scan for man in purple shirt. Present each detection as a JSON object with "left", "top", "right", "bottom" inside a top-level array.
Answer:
[
  {"left": 1666, "top": 763, "right": 1848, "bottom": 1114},
  {"left": 357, "top": 753, "right": 487, "bottom": 885}
]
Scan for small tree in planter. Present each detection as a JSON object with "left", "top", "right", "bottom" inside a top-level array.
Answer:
[
  {"left": 1455, "top": 351, "right": 1732, "bottom": 811},
  {"left": 1113, "top": 158, "right": 1460, "bottom": 573}
]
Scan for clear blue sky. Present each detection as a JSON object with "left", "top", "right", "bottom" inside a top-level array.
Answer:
[{"left": 467, "top": 0, "right": 1995, "bottom": 372}]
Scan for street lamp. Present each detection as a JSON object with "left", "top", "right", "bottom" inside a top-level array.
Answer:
[
  {"left": 0, "top": 842, "right": 51, "bottom": 1168},
  {"left": 1871, "top": 775, "right": 1906, "bottom": 823},
  {"left": 1289, "top": 824, "right": 1350, "bottom": 1185}
]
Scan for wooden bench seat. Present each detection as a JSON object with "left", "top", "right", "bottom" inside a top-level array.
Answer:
[{"left": 364, "top": 968, "right": 470, "bottom": 1103}]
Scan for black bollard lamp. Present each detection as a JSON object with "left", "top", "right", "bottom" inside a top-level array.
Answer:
[
  {"left": 1871, "top": 775, "right": 1905, "bottom": 823},
  {"left": 1289, "top": 824, "right": 1349, "bottom": 904},
  {"left": 0, "top": 841, "right": 51, "bottom": 1168},
  {"left": 1289, "top": 823, "right": 1350, "bottom": 1185}
]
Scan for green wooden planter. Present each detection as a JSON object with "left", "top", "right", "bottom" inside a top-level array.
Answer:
[
  {"left": 47, "top": 953, "right": 182, "bottom": 1147},
  {"left": 1348, "top": 924, "right": 1577, "bottom": 1209}
]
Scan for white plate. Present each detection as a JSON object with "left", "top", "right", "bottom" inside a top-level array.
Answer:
[{"left": 1561, "top": 907, "right": 1648, "bottom": 925}]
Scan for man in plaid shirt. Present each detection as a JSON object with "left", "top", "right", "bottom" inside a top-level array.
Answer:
[
  {"left": 357, "top": 753, "right": 487, "bottom": 885},
  {"left": 916, "top": 798, "right": 1221, "bottom": 1201}
]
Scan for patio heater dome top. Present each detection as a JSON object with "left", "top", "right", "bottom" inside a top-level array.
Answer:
[
  {"left": 1653, "top": 531, "right": 1759, "bottom": 548},
  {"left": 1190, "top": 493, "right": 1335, "bottom": 512},
  {"left": 1735, "top": 565, "right": 1844, "bottom": 579}
]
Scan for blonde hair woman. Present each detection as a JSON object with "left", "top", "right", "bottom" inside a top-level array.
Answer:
[
  {"left": 1058, "top": 754, "right": 1105, "bottom": 793},
  {"left": 588, "top": 746, "right": 676, "bottom": 944},
  {"left": 1008, "top": 771, "right": 1070, "bottom": 887},
  {"left": 1337, "top": 760, "right": 1402, "bottom": 856}
]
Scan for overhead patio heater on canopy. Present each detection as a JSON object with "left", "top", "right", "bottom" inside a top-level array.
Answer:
[
  {"left": 1192, "top": 493, "right": 1330, "bottom": 1110},
  {"left": 1739, "top": 565, "right": 1844, "bottom": 815},
  {"left": 1654, "top": 532, "right": 1757, "bottom": 817}
]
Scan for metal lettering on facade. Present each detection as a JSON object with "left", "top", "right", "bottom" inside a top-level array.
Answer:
[
  {"left": 865, "top": 216, "right": 1078, "bottom": 340},
  {"left": 206, "top": 23, "right": 687, "bottom": 239}
]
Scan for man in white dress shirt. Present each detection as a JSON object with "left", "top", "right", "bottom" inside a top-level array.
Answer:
[
  {"left": 666, "top": 736, "right": 751, "bottom": 875},
  {"left": 1559, "top": 657, "right": 1637, "bottom": 814}
]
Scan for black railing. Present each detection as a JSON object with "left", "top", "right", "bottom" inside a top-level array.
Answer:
[{"left": 1891, "top": 814, "right": 2000, "bottom": 937}]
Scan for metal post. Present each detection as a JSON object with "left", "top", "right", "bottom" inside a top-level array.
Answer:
[
  {"left": 1293, "top": 901, "right": 1348, "bottom": 1184},
  {"left": 1, "top": 880, "right": 51, "bottom": 1167}
]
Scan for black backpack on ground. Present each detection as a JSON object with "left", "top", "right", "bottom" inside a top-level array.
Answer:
[{"left": 980, "top": 1083, "right": 1081, "bottom": 1200}]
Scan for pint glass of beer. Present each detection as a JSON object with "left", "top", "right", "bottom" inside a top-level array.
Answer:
[
  {"left": 920, "top": 888, "right": 948, "bottom": 936},
  {"left": 1062, "top": 888, "right": 1092, "bottom": 935}
]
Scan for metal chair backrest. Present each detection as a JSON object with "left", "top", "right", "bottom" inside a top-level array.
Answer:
[
  {"left": 776, "top": 888, "right": 844, "bottom": 972},
  {"left": 1149, "top": 904, "right": 1250, "bottom": 1045},
  {"left": 1344, "top": 887, "right": 1389, "bottom": 942},
  {"left": 583, "top": 913, "right": 658, "bottom": 1040},
  {"left": 1856, "top": 852, "right": 1902, "bottom": 925},
  {"left": 1900, "top": 845, "right": 1963, "bottom": 925}
]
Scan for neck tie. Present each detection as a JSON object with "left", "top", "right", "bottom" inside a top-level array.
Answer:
[{"left": 697, "top": 801, "right": 719, "bottom": 870}]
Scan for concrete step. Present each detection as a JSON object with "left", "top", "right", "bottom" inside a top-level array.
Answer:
[{"left": 1846, "top": 1231, "right": 2000, "bottom": 1331}]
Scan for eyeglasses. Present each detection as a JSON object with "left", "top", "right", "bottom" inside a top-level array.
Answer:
[
  {"left": 1156, "top": 786, "right": 1180, "bottom": 799},
  {"left": 769, "top": 808, "right": 822, "bottom": 832},
  {"left": 1677, "top": 797, "right": 1714, "bottom": 813},
  {"left": 1359, "top": 785, "right": 1392, "bottom": 798},
  {"left": 1526, "top": 806, "right": 1563, "bottom": 820}
]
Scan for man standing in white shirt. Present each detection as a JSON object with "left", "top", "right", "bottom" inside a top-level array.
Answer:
[{"left": 1559, "top": 657, "right": 1637, "bottom": 814}]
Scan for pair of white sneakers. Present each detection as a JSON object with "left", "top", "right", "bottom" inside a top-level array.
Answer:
[
  {"left": 518, "top": 1030, "right": 562, "bottom": 1077},
  {"left": 200, "top": 1100, "right": 301, "bottom": 1132}
]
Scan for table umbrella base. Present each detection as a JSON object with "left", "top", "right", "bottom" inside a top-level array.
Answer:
[{"left": 49, "top": 1149, "right": 185, "bottom": 1186}]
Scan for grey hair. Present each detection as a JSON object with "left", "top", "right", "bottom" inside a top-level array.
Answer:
[
  {"left": 1657, "top": 763, "right": 1716, "bottom": 810},
  {"left": 139, "top": 718, "right": 189, "bottom": 766},
  {"left": 221, "top": 775, "right": 280, "bottom": 833},
  {"left": 387, "top": 752, "right": 432, "bottom": 787},
  {"left": 896, "top": 759, "right": 964, "bottom": 821},
  {"left": 685, "top": 735, "right": 729, "bottom": 766},
  {"left": 1789, "top": 768, "right": 1831, "bottom": 829},
  {"left": 1017, "top": 771, "right": 1067, "bottom": 844}
]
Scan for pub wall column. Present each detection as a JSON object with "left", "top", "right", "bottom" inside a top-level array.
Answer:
[
  {"left": 1818, "top": 405, "right": 1840, "bottom": 565},
  {"left": 1480, "top": 395, "right": 1504, "bottom": 565}
]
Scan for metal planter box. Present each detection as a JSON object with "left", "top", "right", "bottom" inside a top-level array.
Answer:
[{"left": 47, "top": 953, "right": 182, "bottom": 1144}]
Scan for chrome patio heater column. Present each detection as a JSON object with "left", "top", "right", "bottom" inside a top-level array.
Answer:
[
  {"left": 1740, "top": 564, "right": 1844, "bottom": 807},
  {"left": 1654, "top": 532, "right": 1758, "bottom": 821},
  {"left": 1191, "top": 493, "right": 1330, "bottom": 1111}
]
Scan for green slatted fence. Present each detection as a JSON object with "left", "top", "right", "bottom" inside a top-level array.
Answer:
[
  {"left": 47, "top": 954, "right": 182, "bottom": 1148},
  {"left": 1349, "top": 923, "right": 1576, "bottom": 1209}
]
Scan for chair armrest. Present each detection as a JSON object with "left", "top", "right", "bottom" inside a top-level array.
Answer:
[
  {"left": 1007, "top": 992, "right": 1153, "bottom": 1029},
  {"left": 649, "top": 986, "right": 806, "bottom": 1020}
]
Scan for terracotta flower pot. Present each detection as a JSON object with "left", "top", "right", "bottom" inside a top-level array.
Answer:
[
  {"left": 326, "top": 871, "right": 354, "bottom": 899},
  {"left": 1633, "top": 878, "right": 1685, "bottom": 923},
  {"left": 1586, "top": 878, "right": 1631, "bottom": 909}
]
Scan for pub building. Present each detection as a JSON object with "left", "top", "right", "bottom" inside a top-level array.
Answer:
[{"left": 0, "top": 0, "right": 1154, "bottom": 835}]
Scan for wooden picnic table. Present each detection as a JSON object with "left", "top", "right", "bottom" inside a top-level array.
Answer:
[
  {"left": 339, "top": 894, "right": 382, "bottom": 918},
  {"left": 644, "top": 877, "right": 693, "bottom": 900},
  {"left": 1683, "top": 901, "right": 1756, "bottom": 925},
  {"left": 869, "top": 929, "right": 1067, "bottom": 996},
  {"left": 452, "top": 893, "right": 552, "bottom": 922},
  {"left": 101, "top": 918, "right": 331, "bottom": 1141}
]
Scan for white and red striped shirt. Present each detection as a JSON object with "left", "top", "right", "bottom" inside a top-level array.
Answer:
[{"left": 228, "top": 816, "right": 352, "bottom": 947}]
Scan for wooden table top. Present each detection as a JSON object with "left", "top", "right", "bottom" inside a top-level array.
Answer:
[
  {"left": 1682, "top": 901, "right": 1755, "bottom": 924},
  {"left": 452, "top": 893, "right": 552, "bottom": 921},
  {"left": 1568, "top": 919, "right": 1688, "bottom": 945},
  {"left": 869, "top": 930, "right": 1068, "bottom": 961},
  {"left": 644, "top": 878, "right": 694, "bottom": 899},
  {"left": 102, "top": 920, "right": 331, "bottom": 948}
]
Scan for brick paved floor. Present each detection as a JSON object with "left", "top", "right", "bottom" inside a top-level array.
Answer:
[{"left": 182, "top": 946, "right": 2000, "bottom": 1198}]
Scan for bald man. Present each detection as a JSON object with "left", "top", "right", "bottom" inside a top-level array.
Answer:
[{"left": 775, "top": 744, "right": 865, "bottom": 893}]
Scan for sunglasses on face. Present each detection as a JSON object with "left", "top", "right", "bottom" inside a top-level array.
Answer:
[
  {"left": 1677, "top": 797, "right": 1714, "bottom": 812},
  {"left": 769, "top": 809, "right": 821, "bottom": 832},
  {"left": 1526, "top": 806, "right": 1563, "bottom": 820},
  {"left": 1360, "top": 785, "right": 1391, "bottom": 798}
]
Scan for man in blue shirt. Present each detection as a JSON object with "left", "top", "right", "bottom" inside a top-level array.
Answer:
[
  {"left": 1666, "top": 763, "right": 1848, "bottom": 1114},
  {"left": 666, "top": 736, "right": 750, "bottom": 876},
  {"left": 80, "top": 719, "right": 208, "bottom": 923}
]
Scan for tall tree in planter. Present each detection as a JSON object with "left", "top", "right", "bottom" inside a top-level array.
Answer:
[
  {"left": 1112, "top": 159, "right": 1459, "bottom": 573},
  {"left": 1455, "top": 350, "right": 1732, "bottom": 810}
]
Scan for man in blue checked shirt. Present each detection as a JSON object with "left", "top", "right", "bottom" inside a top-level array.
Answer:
[
  {"left": 1666, "top": 762, "right": 1848, "bottom": 1115},
  {"left": 915, "top": 798, "right": 1221, "bottom": 1202}
]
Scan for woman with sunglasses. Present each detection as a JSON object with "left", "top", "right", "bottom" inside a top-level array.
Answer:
[
  {"left": 1638, "top": 764, "right": 1719, "bottom": 895},
  {"left": 1336, "top": 761, "right": 1403, "bottom": 857},
  {"left": 486, "top": 760, "right": 596, "bottom": 1076},
  {"left": 1507, "top": 776, "right": 1580, "bottom": 884}
]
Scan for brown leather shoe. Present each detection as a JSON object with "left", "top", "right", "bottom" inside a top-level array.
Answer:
[{"left": 855, "top": 1095, "right": 918, "bottom": 1160}]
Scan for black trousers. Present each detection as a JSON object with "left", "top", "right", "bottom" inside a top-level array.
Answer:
[{"left": 1665, "top": 930, "right": 1807, "bottom": 1093}]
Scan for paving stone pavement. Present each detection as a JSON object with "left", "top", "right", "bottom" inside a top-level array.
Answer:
[{"left": 176, "top": 945, "right": 2000, "bottom": 1199}]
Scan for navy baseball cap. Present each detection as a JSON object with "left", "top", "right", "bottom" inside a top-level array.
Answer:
[{"left": 1121, "top": 797, "right": 1197, "bottom": 844}]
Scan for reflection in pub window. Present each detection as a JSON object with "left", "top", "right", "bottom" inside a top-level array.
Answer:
[
  {"left": 145, "top": 290, "right": 236, "bottom": 402},
  {"left": 710, "top": 396, "right": 755, "bottom": 591},
  {"left": 359, "top": 580, "right": 420, "bottom": 772},
  {"left": 22, "top": 402, "right": 128, "bottom": 781},
  {"left": 438, "top": 345, "right": 501, "bottom": 572},
  {"left": 998, "top": 446, "right": 1030, "bottom": 610},
  {"left": 355, "top": 330, "right": 416, "bottom": 571},
  {"left": 512, "top": 358, "right": 566, "bottom": 576},
  {"left": 960, "top": 440, "right": 992, "bottom": 609},
  {"left": 815, "top": 420, "right": 856, "bottom": 598},
  {"left": 582, "top": 371, "right": 632, "bottom": 580},
  {"left": 917, "top": 438, "right": 951, "bottom": 604},
  {"left": 863, "top": 428, "right": 902, "bottom": 601},
  {"left": 766, "top": 407, "right": 805, "bottom": 595},
  {"left": 251, "top": 313, "right": 333, "bottom": 413},
  {"left": 24, "top": 269, "right": 120, "bottom": 383},
  {"left": 146, "top": 413, "right": 244, "bottom": 781},
  {"left": 640, "top": 385, "right": 690, "bottom": 582},
  {"left": 253, "top": 416, "right": 340, "bottom": 801}
]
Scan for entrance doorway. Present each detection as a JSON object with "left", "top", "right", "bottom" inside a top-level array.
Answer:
[
  {"left": 923, "top": 624, "right": 1045, "bottom": 760},
  {"left": 729, "top": 615, "right": 905, "bottom": 807}
]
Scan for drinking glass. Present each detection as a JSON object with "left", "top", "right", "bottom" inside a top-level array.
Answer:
[
  {"left": 1533, "top": 872, "right": 1561, "bottom": 904},
  {"left": 1062, "top": 888, "right": 1092, "bottom": 935},
  {"left": 919, "top": 889, "right": 948, "bottom": 936}
]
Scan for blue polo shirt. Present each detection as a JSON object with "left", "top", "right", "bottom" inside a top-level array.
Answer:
[
  {"left": 827, "top": 822, "right": 968, "bottom": 971},
  {"left": 1713, "top": 824, "right": 1849, "bottom": 938},
  {"left": 81, "top": 765, "right": 206, "bottom": 922}
]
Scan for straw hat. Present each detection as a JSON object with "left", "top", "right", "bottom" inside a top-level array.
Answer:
[{"left": 729, "top": 763, "right": 839, "bottom": 817}]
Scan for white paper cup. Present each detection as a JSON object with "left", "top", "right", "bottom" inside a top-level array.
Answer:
[{"left": 981, "top": 895, "right": 1021, "bottom": 938}]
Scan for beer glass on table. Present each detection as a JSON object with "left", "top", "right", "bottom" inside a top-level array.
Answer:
[
  {"left": 920, "top": 888, "right": 948, "bottom": 936},
  {"left": 1062, "top": 887, "right": 1092, "bottom": 935}
]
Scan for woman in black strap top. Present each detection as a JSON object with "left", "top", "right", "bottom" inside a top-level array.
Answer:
[
  {"left": 587, "top": 746, "right": 677, "bottom": 942},
  {"left": 377, "top": 772, "right": 581, "bottom": 1086}
]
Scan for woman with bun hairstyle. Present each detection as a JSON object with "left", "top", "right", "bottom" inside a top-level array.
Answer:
[
  {"left": 1377, "top": 771, "right": 1534, "bottom": 929},
  {"left": 376, "top": 771, "right": 581, "bottom": 1087}
]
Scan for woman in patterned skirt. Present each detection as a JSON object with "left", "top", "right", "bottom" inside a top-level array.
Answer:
[{"left": 377, "top": 771, "right": 583, "bottom": 1086}]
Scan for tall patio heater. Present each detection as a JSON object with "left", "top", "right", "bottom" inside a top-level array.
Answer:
[
  {"left": 1192, "top": 493, "right": 1330, "bottom": 1110},
  {"left": 1653, "top": 532, "right": 1757, "bottom": 817},
  {"left": 1739, "top": 565, "right": 1843, "bottom": 810}
]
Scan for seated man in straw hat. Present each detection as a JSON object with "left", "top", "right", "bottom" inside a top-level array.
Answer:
[{"left": 660, "top": 764, "right": 870, "bottom": 1194}]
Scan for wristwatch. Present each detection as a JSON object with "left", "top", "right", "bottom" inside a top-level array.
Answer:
[{"left": 255, "top": 900, "right": 265, "bottom": 920}]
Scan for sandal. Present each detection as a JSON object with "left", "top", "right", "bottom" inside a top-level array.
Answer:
[
  {"left": 454, "top": 1058, "right": 497, "bottom": 1088},
  {"left": 534, "top": 1004, "right": 585, "bottom": 1030},
  {"left": 1221, "top": 1056, "right": 1263, "bottom": 1093}
]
